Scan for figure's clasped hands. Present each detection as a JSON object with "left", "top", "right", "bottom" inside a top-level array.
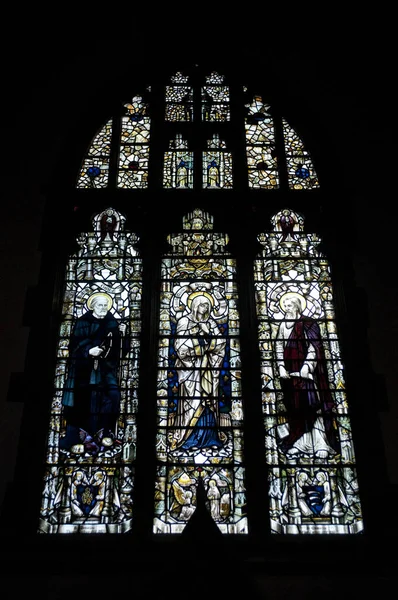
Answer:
[
  {"left": 198, "top": 322, "right": 210, "bottom": 335},
  {"left": 89, "top": 346, "right": 104, "bottom": 357}
]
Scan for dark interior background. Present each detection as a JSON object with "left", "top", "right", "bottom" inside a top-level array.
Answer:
[{"left": 1, "top": 16, "right": 395, "bottom": 598}]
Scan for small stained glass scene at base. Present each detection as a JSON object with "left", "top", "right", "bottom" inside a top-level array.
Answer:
[
  {"left": 38, "top": 208, "right": 142, "bottom": 533},
  {"left": 154, "top": 466, "right": 247, "bottom": 534},
  {"left": 154, "top": 209, "right": 248, "bottom": 534},
  {"left": 255, "top": 208, "right": 363, "bottom": 534}
]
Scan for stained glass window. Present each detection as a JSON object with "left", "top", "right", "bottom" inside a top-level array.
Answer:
[
  {"left": 254, "top": 209, "right": 363, "bottom": 534},
  {"left": 163, "top": 134, "right": 194, "bottom": 189},
  {"left": 38, "top": 208, "right": 142, "bottom": 533},
  {"left": 154, "top": 209, "right": 247, "bottom": 534},
  {"left": 165, "top": 72, "right": 193, "bottom": 122},
  {"left": 118, "top": 96, "right": 151, "bottom": 189},
  {"left": 76, "top": 120, "right": 112, "bottom": 188},
  {"left": 283, "top": 119, "right": 320, "bottom": 190},
  {"left": 202, "top": 134, "right": 233, "bottom": 189},
  {"left": 57, "top": 66, "right": 365, "bottom": 538},
  {"left": 75, "top": 74, "right": 319, "bottom": 193},
  {"left": 245, "top": 96, "right": 279, "bottom": 189},
  {"left": 201, "top": 72, "right": 230, "bottom": 122}
]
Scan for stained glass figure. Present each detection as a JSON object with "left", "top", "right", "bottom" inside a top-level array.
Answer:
[
  {"left": 118, "top": 96, "right": 151, "bottom": 188},
  {"left": 245, "top": 96, "right": 279, "bottom": 188},
  {"left": 255, "top": 209, "right": 363, "bottom": 534},
  {"left": 165, "top": 72, "right": 193, "bottom": 122},
  {"left": 38, "top": 208, "right": 142, "bottom": 533},
  {"left": 76, "top": 120, "right": 112, "bottom": 188},
  {"left": 154, "top": 209, "right": 247, "bottom": 534},
  {"left": 201, "top": 72, "right": 230, "bottom": 122},
  {"left": 283, "top": 119, "right": 320, "bottom": 189},
  {"left": 202, "top": 134, "right": 233, "bottom": 188},
  {"left": 163, "top": 134, "right": 193, "bottom": 189}
]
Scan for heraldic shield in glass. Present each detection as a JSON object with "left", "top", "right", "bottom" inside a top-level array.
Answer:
[
  {"left": 255, "top": 209, "right": 363, "bottom": 534},
  {"left": 38, "top": 208, "right": 142, "bottom": 533},
  {"left": 153, "top": 209, "right": 247, "bottom": 534}
]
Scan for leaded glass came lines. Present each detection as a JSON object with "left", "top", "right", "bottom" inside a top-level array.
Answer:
[
  {"left": 118, "top": 96, "right": 151, "bottom": 189},
  {"left": 38, "top": 208, "right": 142, "bottom": 534},
  {"left": 254, "top": 209, "right": 363, "bottom": 534},
  {"left": 202, "top": 134, "right": 233, "bottom": 188},
  {"left": 76, "top": 120, "right": 112, "bottom": 188},
  {"left": 245, "top": 96, "right": 279, "bottom": 189},
  {"left": 283, "top": 119, "right": 320, "bottom": 190},
  {"left": 153, "top": 209, "right": 248, "bottom": 535}
]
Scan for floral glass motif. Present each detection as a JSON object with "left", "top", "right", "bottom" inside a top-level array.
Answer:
[
  {"left": 165, "top": 72, "right": 193, "bottom": 122},
  {"left": 202, "top": 134, "right": 233, "bottom": 188},
  {"left": 255, "top": 209, "right": 363, "bottom": 534},
  {"left": 245, "top": 96, "right": 279, "bottom": 189},
  {"left": 283, "top": 119, "right": 320, "bottom": 190},
  {"left": 38, "top": 208, "right": 142, "bottom": 533},
  {"left": 163, "top": 134, "right": 194, "bottom": 189},
  {"left": 201, "top": 72, "right": 230, "bottom": 122},
  {"left": 76, "top": 120, "right": 112, "bottom": 188},
  {"left": 154, "top": 209, "right": 248, "bottom": 534},
  {"left": 118, "top": 96, "right": 151, "bottom": 189}
]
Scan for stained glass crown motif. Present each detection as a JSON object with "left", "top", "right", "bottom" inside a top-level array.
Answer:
[
  {"left": 170, "top": 72, "right": 190, "bottom": 84},
  {"left": 205, "top": 72, "right": 225, "bottom": 84},
  {"left": 167, "top": 209, "right": 229, "bottom": 256},
  {"left": 183, "top": 208, "right": 214, "bottom": 230},
  {"left": 258, "top": 208, "right": 322, "bottom": 259},
  {"left": 75, "top": 207, "right": 139, "bottom": 259},
  {"left": 271, "top": 208, "right": 304, "bottom": 232}
]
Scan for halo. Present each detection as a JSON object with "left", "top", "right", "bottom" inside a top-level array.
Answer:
[
  {"left": 87, "top": 292, "right": 113, "bottom": 311},
  {"left": 178, "top": 473, "right": 196, "bottom": 486},
  {"left": 279, "top": 292, "right": 307, "bottom": 312},
  {"left": 187, "top": 291, "right": 215, "bottom": 310}
]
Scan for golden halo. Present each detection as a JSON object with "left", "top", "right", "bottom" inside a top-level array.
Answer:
[
  {"left": 279, "top": 292, "right": 307, "bottom": 312},
  {"left": 187, "top": 291, "right": 215, "bottom": 310},
  {"left": 87, "top": 292, "right": 113, "bottom": 311},
  {"left": 178, "top": 473, "right": 196, "bottom": 486}
]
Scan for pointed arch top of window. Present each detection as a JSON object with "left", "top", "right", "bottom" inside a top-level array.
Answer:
[
  {"left": 76, "top": 94, "right": 151, "bottom": 190},
  {"left": 75, "top": 68, "right": 321, "bottom": 192},
  {"left": 76, "top": 119, "right": 113, "bottom": 188}
]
